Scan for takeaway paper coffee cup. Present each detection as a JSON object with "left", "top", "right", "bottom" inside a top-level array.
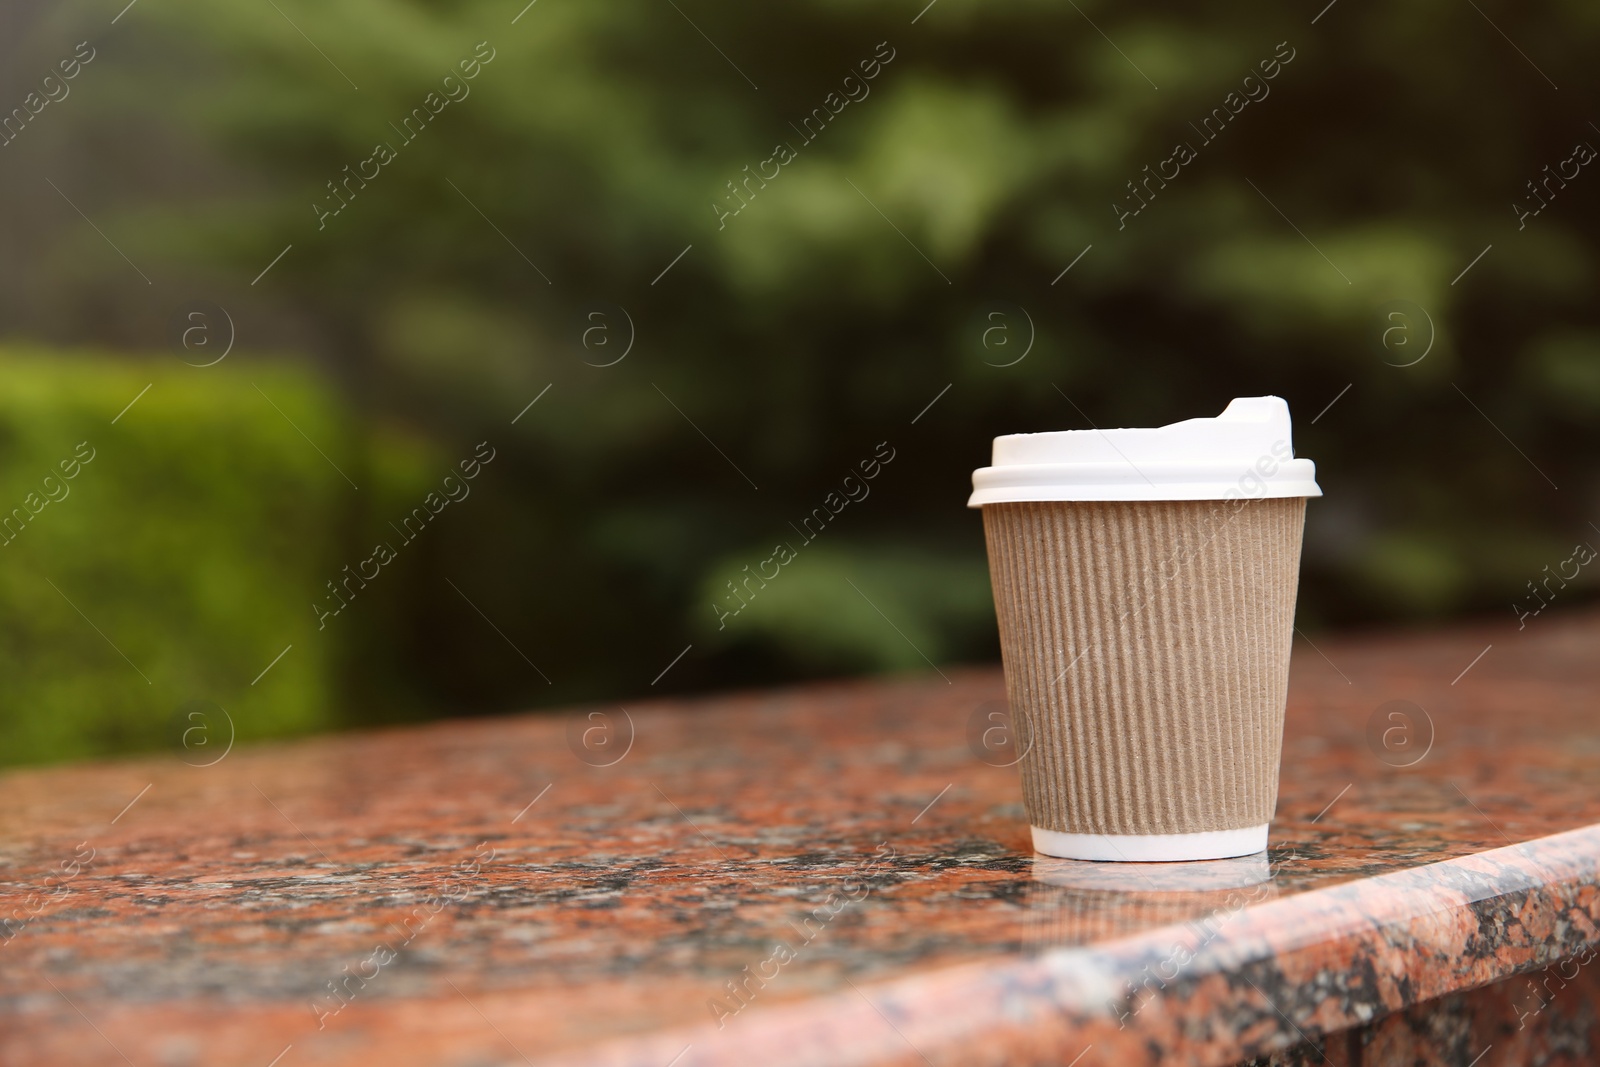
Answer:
[{"left": 969, "top": 397, "right": 1320, "bottom": 862}]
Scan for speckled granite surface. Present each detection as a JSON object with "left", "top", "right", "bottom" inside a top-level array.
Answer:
[{"left": 1, "top": 613, "right": 1598, "bottom": 1067}]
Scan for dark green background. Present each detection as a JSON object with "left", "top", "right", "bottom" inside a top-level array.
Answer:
[{"left": 1, "top": 0, "right": 1596, "bottom": 764}]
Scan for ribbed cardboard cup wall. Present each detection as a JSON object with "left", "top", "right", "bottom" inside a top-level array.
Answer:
[{"left": 981, "top": 497, "right": 1305, "bottom": 838}]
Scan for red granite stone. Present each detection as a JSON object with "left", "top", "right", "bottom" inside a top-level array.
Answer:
[
  {"left": 0, "top": 613, "right": 1598, "bottom": 1066},
  {"left": 1359, "top": 947, "right": 1600, "bottom": 1065}
]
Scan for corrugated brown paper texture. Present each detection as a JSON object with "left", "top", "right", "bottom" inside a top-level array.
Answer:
[{"left": 982, "top": 498, "right": 1305, "bottom": 836}]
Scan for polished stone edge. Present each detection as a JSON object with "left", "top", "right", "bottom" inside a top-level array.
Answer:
[
  {"left": 541, "top": 823, "right": 1600, "bottom": 1067},
  {"left": 1030, "top": 824, "right": 1269, "bottom": 862}
]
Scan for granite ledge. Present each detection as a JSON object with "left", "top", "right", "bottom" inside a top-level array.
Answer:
[
  {"left": 3, "top": 613, "right": 1599, "bottom": 1066},
  {"left": 539, "top": 823, "right": 1600, "bottom": 1067}
]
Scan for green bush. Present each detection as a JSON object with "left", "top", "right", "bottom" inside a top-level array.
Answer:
[{"left": 0, "top": 351, "right": 353, "bottom": 765}]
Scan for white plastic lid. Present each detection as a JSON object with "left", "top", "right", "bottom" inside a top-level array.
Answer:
[{"left": 968, "top": 396, "right": 1321, "bottom": 506}]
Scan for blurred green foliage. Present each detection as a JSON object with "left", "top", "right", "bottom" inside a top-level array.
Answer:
[
  {"left": 2, "top": 0, "right": 1599, "bottom": 761},
  {"left": 697, "top": 545, "right": 995, "bottom": 673},
  {"left": 0, "top": 353, "right": 346, "bottom": 763}
]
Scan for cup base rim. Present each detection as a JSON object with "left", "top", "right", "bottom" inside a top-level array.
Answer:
[{"left": 1030, "top": 824, "right": 1268, "bottom": 863}]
